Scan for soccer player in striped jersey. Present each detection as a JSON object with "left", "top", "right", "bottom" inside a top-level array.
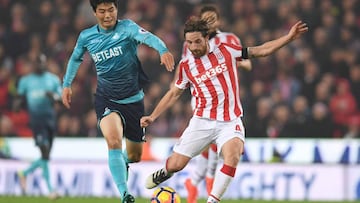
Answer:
[
  {"left": 183, "top": 5, "right": 252, "bottom": 203},
  {"left": 141, "top": 17, "right": 307, "bottom": 203},
  {"left": 61, "top": 0, "right": 174, "bottom": 202}
]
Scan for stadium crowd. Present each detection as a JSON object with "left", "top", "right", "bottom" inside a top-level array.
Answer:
[{"left": 0, "top": 0, "right": 359, "bottom": 139}]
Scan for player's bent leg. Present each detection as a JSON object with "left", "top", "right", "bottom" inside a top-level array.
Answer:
[
  {"left": 206, "top": 144, "right": 217, "bottom": 195},
  {"left": 125, "top": 140, "right": 143, "bottom": 163},
  {"left": 205, "top": 176, "right": 214, "bottom": 195},
  {"left": 100, "top": 113, "right": 131, "bottom": 200},
  {"left": 124, "top": 140, "right": 143, "bottom": 181},
  {"left": 39, "top": 145, "right": 57, "bottom": 196},
  {"left": 18, "top": 157, "right": 43, "bottom": 195},
  {"left": 191, "top": 148, "right": 209, "bottom": 184},
  {"left": 17, "top": 171, "right": 27, "bottom": 194},
  {"left": 185, "top": 147, "right": 209, "bottom": 203},
  {"left": 146, "top": 153, "right": 190, "bottom": 189},
  {"left": 146, "top": 168, "right": 173, "bottom": 189}
]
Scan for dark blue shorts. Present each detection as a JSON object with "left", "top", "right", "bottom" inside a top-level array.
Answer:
[
  {"left": 30, "top": 116, "right": 56, "bottom": 147},
  {"left": 94, "top": 95, "right": 145, "bottom": 142}
]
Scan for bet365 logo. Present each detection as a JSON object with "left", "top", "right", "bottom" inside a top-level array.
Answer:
[{"left": 194, "top": 63, "right": 228, "bottom": 84}]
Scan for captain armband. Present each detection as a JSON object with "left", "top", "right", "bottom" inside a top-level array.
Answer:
[{"left": 242, "top": 47, "right": 249, "bottom": 59}]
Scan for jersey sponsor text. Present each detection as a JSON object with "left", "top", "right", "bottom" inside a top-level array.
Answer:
[
  {"left": 91, "top": 46, "right": 123, "bottom": 63},
  {"left": 194, "top": 63, "right": 228, "bottom": 84}
]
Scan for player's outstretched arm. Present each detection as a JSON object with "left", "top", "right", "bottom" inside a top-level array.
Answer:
[
  {"left": 160, "top": 52, "right": 175, "bottom": 72},
  {"left": 140, "top": 86, "right": 183, "bottom": 128},
  {"left": 62, "top": 87, "right": 72, "bottom": 109},
  {"left": 248, "top": 21, "right": 308, "bottom": 58}
]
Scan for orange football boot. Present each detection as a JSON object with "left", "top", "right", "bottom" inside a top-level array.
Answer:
[
  {"left": 205, "top": 177, "right": 214, "bottom": 195},
  {"left": 185, "top": 178, "right": 198, "bottom": 203}
]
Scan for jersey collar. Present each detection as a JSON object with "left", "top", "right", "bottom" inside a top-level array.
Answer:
[{"left": 97, "top": 21, "right": 118, "bottom": 34}]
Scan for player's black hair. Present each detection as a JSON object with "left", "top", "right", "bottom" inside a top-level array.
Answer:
[
  {"left": 184, "top": 16, "right": 209, "bottom": 38},
  {"left": 34, "top": 53, "right": 47, "bottom": 74},
  {"left": 89, "top": 0, "right": 118, "bottom": 12},
  {"left": 200, "top": 4, "right": 220, "bottom": 19}
]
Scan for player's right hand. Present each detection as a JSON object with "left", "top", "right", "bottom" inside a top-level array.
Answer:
[
  {"left": 62, "top": 87, "right": 72, "bottom": 109},
  {"left": 160, "top": 52, "right": 175, "bottom": 72},
  {"left": 140, "top": 116, "right": 155, "bottom": 128}
]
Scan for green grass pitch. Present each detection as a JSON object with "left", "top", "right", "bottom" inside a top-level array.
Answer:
[{"left": 0, "top": 196, "right": 358, "bottom": 203}]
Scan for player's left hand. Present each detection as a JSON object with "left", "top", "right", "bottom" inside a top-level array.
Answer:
[
  {"left": 160, "top": 52, "right": 175, "bottom": 72},
  {"left": 288, "top": 21, "right": 308, "bottom": 40},
  {"left": 140, "top": 116, "right": 155, "bottom": 128}
]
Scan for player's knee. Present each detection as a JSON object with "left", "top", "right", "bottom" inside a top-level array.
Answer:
[
  {"left": 106, "top": 138, "right": 122, "bottom": 149},
  {"left": 41, "top": 154, "right": 50, "bottom": 160},
  {"left": 127, "top": 153, "right": 142, "bottom": 163},
  {"left": 167, "top": 162, "right": 186, "bottom": 172},
  {"left": 224, "top": 154, "right": 240, "bottom": 166},
  {"left": 39, "top": 145, "right": 51, "bottom": 160}
]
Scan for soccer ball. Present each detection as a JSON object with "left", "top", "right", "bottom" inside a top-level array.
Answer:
[{"left": 151, "top": 186, "right": 181, "bottom": 203}]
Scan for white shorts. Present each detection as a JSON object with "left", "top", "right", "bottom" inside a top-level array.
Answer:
[{"left": 173, "top": 116, "right": 245, "bottom": 158}]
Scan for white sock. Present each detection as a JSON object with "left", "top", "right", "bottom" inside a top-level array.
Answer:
[
  {"left": 207, "top": 195, "right": 220, "bottom": 203},
  {"left": 210, "top": 164, "right": 236, "bottom": 200},
  {"left": 190, "top": 153, "right": 208, "bottom": 185},
  {"left": 206, "top": 145, "right": 218, "bottom": 178}
]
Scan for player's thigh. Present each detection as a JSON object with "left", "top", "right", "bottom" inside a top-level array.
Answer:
[
  {"left": 31, "top": 121, "right": 53, "bottom": 148},
  {"left": 173, "top": 117, "right": 215, "bottom": 158},
  {"left": 215, "top": 117, "right": 245, "bottom": 159},
  {"left": 99, "top": 112, "right": 124, "bottom": 148},
  {"left": 120, "top": 101, "right": 145, "bottom": 142}
]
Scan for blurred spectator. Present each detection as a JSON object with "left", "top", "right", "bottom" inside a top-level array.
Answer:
[
  {"left": 0, "top": 46, "right": 13, "bottom": 112},
  {"left": 57, "top": 113, "right": 70, "bottom": 137},
  {"left": 5, "top": 108, "right": 32, "bottom": 137},
  {"left": 267, "top": 104, "right": 293, "bottom": 138},
  {"left": 245, "top": 97, "right": 272, "bottom": 138},
  {"left": 0, "top": 114, "right": 15, "bottom": 137},
  {"left": 271, "top": 68, "right": 301, "bottom": 105},
  {"left": 83, "top": 110, "right": 98, "bottom": 137},
  {"left": 245, "top": 80, "right": 267, "bottom": 118},
  {"left": 288, "top": 95, "right": 310, "bottom": 137},
  {"left": 6, "top": 3, "right": 30, "bottom": 61},
  {"left": 306, "top": 102, "right": 333, "bottom": 138},
  {"left": 329, "top": 79, "right": 358, "bottom": 137},
  {"left": 349, "top": 64, "right": 360, "bottom": 108},
  {"left": 299, "top": 59, "right": 321, "bottom": 105},
  {"left": 251, "top": 57, "right": 276, "bottom": 90},
  {"left": 167, "top": 101, "right": 191, "bottom": 137},
  {"left": 30, "top": 0, "right": 54, "bottom": 34},
  {"left": 344, "top": 114, "right": 360, "bottom": 139},
  {"left": 311, "top": 27, "right": 331, "bottom": 72}
]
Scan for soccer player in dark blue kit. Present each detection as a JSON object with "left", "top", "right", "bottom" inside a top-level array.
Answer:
[
  {"left": 16, "top": 54, "right": 62, "bottom": 200},
  {"left": 61, "top": 0, "right": 175, "bottom": 202}
]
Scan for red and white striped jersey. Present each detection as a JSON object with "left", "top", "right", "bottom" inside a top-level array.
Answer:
[
  {"left": 181, "top": 31, "right": 241, "bottom": 58},
  {"left": 176, "top": 43, "right": 244, "bottom": 121}
]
